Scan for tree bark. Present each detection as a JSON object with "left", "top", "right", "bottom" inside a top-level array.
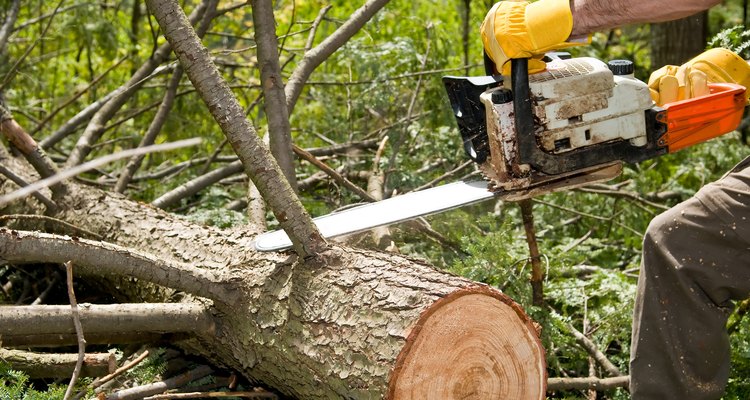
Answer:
[
  {"left": 0, "top": 348, "right": 115, "bottom": 378},
  {"left": 251, "top": 0, "right": 297, "bottom": 191},
  {"left": 0, "top": 303, "right": 215, "bottom": 336},
  {"left": 145, "top": 0, "right": 325, "bottom": 258},
  {"left": 1, "top": 156, "right": 546, "bottom": 399}
]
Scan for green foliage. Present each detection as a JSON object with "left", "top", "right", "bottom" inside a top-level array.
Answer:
[
  {"left": 0, "top": 363, "right": 68, "bottom": 400},
  {"left": 707, "top": 25, "right": 750, "bottom": 58},
  {"left": 125, "top": 348, "right": 167, "bottom": 385},
  {"left": 728, "top": 315, "right": 750, "bottom": 399}
]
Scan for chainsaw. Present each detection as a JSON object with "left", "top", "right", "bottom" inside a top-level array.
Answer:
[{"left": 254, "top": 54, "right": 746, "bottom": 252}]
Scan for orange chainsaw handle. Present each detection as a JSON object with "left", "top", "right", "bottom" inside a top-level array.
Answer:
[{"left": 658, "top": 83, "right": 746, "bottom": 152}]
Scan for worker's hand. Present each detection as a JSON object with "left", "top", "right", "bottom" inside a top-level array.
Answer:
[
  {"left": 649, "top": 48, "right": 750, "bottom": 106},
  {"left": 480, "top": 0, "right": 588, "bottom": 75}
]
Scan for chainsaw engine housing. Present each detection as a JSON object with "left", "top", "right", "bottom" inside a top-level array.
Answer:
[
  {"left": 444, "top": 57, "right": 667, "bottom": 198},
  {"left": 527, "top": 57, "right": 652, "bottom": 153}
]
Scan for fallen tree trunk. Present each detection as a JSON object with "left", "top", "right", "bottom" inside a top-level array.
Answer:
[{"left": 0, "top": 156, "right": 546, "bottom": 399}]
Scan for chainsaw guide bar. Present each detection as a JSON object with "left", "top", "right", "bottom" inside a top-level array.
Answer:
[{"left": 253, "top": 181, "right": 496, "bottom": 252}]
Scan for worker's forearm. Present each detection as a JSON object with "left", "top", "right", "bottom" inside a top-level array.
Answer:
[{"left": 569, "top": 0, "right": 721, "bottom": 37}]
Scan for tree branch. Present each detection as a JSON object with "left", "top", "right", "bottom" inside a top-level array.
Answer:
[
  {"left": 0, "top": 164, "right": 57, "bottom": 212},
  {"left": 285, "top": 0, "right": 391, "bottom": 112},
  {"left": 0, "top": 214, "right": 103, "bottom": 240},
  {"left": 107, "top": 365, "right": 214, "bottom": 400},
  {"left": 0, "top": 105, "right": 65, "bottom": 196},
  {"left": 566, "top": 321, "right": 624, "bottom": 377},
  {"left": 152, "top": 160, "right": 243, "bottom": 209},
  {"left": 0, "top": 0, "right": 64, "bottom": 92},
  {"left": 519, "top": 199, "right": 544, "bottom": 306},
  {"left": 0, "top": 0, "right": 21, "bottom": 55},
  {"left": 146, "top": 0, "right": 326, "bottom": 257},
  {"left": 73, "top": 350, "right": 151, "bottom": 400},
  {"left": 0, "top": 139, "right": 202, "bottom": 207},
  {"left": 63, "top": 261, "right": 86, "bottom": 400},
  {"left": 0, "top": 348, "right": 114, "bottom": 379},
  {"left": 0, "top": 302, "right": 215, "bottom": 336},
  {"left": 115, "top": 67, "right": 185, "bottom": 193},
  {"left": 304, "top": 5, "right": 332, "bottom": 52},
  {"left": 293, "top": 144, "right": 376, "bottom": 202},
  {"left": 31, "top": 57, "right": 129, "bottom": 138},
  {"left": 547, "top": 375, "right": 629, "bottom": 391},
  {"left": 1, "top": 332, "right": 177, "bottom": 348},
  {"left": 38, "top": 90, "right": 117, "bottom": 150},
  {"left": 0, "top": 229, "right": 238, "bottom": 304},
  {"left": 251, "top": 0, "right": 297, "bottom": 190}
]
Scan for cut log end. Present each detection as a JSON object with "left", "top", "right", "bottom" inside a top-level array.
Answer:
[{"left": 389, "top": 287, "right": 546, "bottom": 400}]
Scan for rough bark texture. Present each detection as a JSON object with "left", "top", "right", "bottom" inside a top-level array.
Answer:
[{"left": 1, "top": 155, "right": 546, "bottom": 399}]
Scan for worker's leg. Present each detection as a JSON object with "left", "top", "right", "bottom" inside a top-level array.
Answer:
[{"left": 630, "top": 158, "right": 750, "bottom": 400}]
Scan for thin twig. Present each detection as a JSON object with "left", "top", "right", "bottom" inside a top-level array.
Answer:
[
  {"left": 30, "top": 57, "right": 129, "bottom": 137},
  {"left": 547, "top": 375, "right": 629, "bottom": 391},
  {"left": 577, "top": 186, "right": 669, "bottom": 211},
  {"left": 292, "top": 144, "right": 376, "bottom": 202},
  {"left": 73, "top": 350, "right": 151, "bottom": 400},
  {"left": 285, "top": 0, "right": 392, "bottom": 112},
  {"left": 306, "top": 65, "right": 482, "bottom": 86},
  {"left": 304, "top": 5, "right": 332, "bottom": 52},
  {"left": 13, "top": 3, "right": 87, "bottom": 32},
  {"left": 63, "top": 261, "right": 86, "bottom": 400},
  {"left": 411, "top": 160, "right": 474, "bottom": 192},
  {"left": 31, "top": 272, "right": 60, "bottom": 305},
  {"left": 115, "top": 66, "right": 185, "bottom": 193},
  {"left": 0, "top": 164, "right": 57, "bottom": 211},
  {"left": 0, "top": 138, "right": 201, "bottom": 207}
]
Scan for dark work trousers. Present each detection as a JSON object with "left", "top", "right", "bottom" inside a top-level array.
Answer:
[{"left": 630, "top": 156, "right": 750, "bottom": 399}]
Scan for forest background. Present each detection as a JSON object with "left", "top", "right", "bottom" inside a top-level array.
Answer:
[{"left": 1, "top": 0, "right": 749, "bottom": 399}]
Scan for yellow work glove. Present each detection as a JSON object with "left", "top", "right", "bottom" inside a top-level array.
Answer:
[
  {"left": 648, "top": 48, "right": 750, "bottom": 106},
  {"left": 480, "top": 0, "right": 589, "bottom": 75}
]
